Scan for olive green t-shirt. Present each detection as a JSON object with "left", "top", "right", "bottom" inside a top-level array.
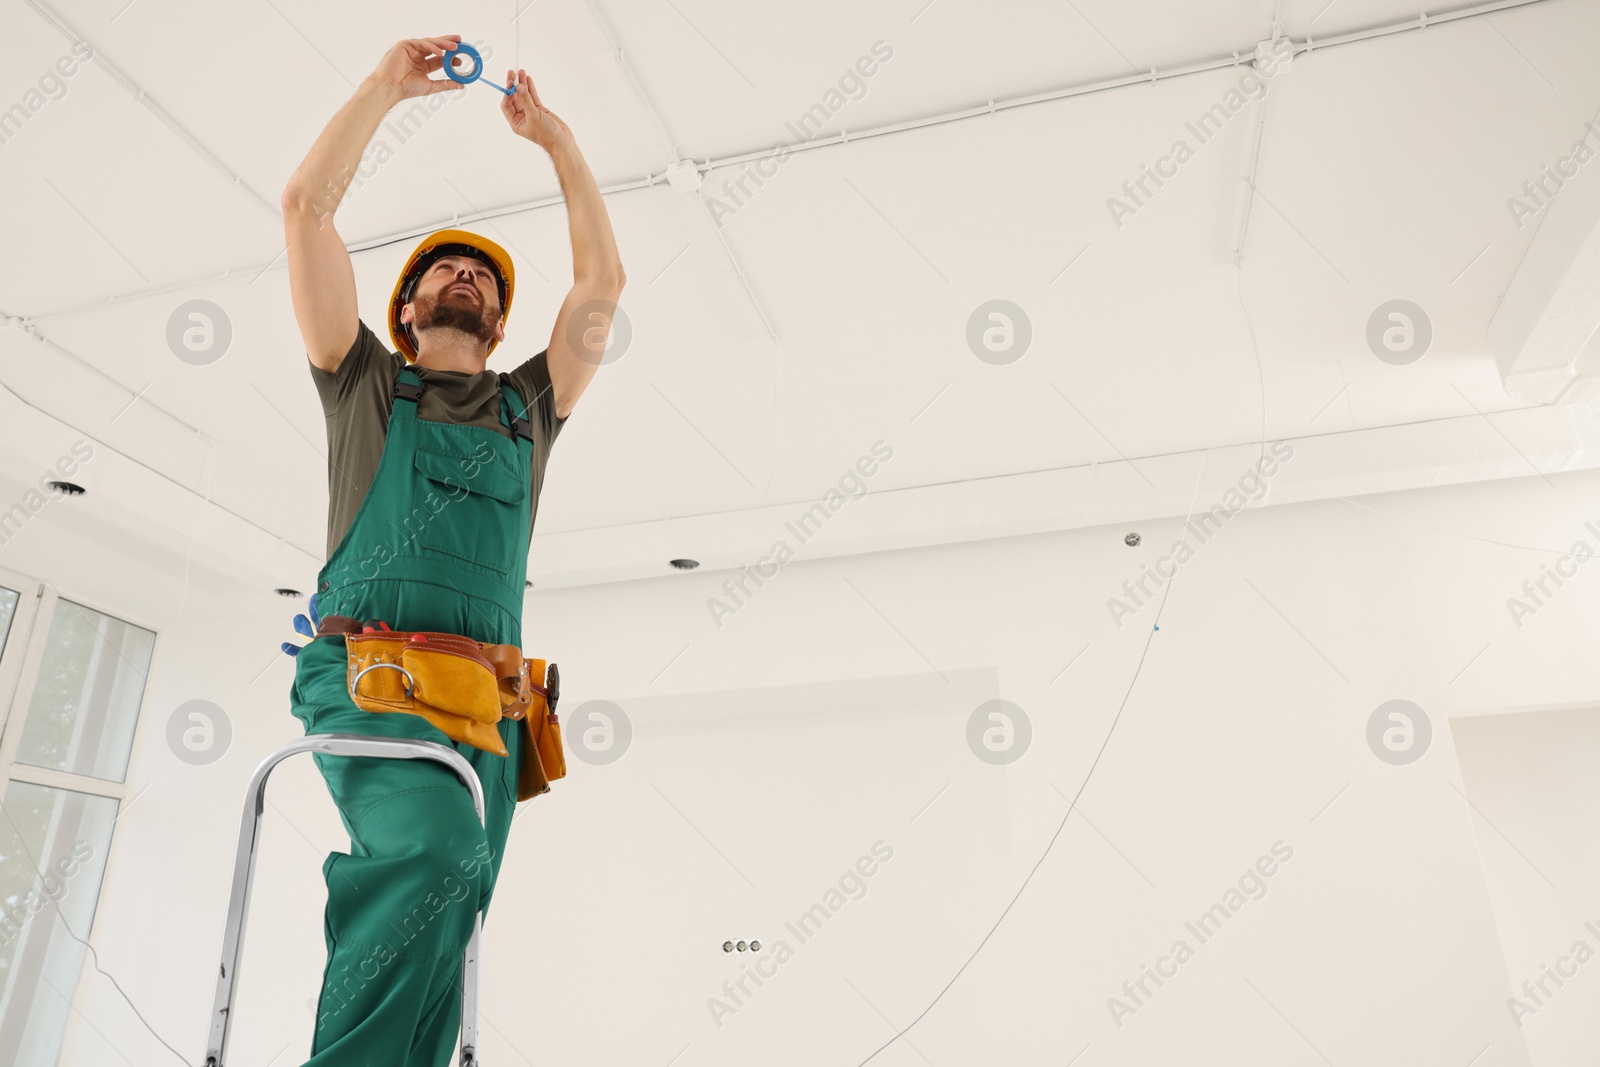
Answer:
[{"left": 309, "top": 319, "right": 566, "bottom": 560}]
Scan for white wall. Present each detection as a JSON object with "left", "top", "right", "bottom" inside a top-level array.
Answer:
[
  {"left": 1453, "top": 707, "right": 1600, "bottom": 1066},
  {"left": 20, "top": 464, "right": 1600, "bottom": 1067}
]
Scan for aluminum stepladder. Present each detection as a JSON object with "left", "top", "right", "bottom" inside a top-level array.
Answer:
[{"left": 203, "top": 734, "right": 487, "bottom": 1067}]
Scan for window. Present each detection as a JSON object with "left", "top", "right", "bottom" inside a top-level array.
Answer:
[
  {"left": 0, "top": 785, "right": 117, "bottom": 1064},
  {"left": 14, "top": 602, "right": 154, "bottom": 782},
  {"left": 0, "top": 569, "right": 155, "bottom": 1066}
]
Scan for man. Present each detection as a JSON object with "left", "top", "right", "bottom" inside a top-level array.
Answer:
[{"left": 279, "top": 34, "right": 624, "bottom": 1066}]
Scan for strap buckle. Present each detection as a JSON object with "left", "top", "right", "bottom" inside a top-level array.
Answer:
[{"left": 394, "top": 380, "right": 425, "bottom": 404}]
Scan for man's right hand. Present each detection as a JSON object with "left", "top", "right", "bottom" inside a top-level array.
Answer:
[{"left": 369, "top": 36, "right": 471, "bottom": 101}]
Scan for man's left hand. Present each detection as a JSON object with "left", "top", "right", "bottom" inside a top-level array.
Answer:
[{"left": 501, "top": 68, "right": 572, "bottom": 151}]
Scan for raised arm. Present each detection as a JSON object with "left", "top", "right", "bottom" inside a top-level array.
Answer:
[
  {"left": 500, "top": 69, "right": 626, "bottom": 420},
  {"left": 281, "top": 36, "right": 466, "bottom": 373}
]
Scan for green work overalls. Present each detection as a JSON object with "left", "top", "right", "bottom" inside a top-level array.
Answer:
[{"left": 289, "top": 365, "right": 534, "bottom": 1067}]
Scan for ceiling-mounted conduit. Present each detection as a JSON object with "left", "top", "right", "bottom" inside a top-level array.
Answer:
[{"left": 26, "top": 0, "right": 1560, "bottom": 323}]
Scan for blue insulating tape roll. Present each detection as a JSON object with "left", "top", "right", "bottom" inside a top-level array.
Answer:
[
  {"left": 444, "top": 42, "right": 483, "bottom": 83},
  {"left": 444, "top": 42, "right": 514, "bottom": 96}
]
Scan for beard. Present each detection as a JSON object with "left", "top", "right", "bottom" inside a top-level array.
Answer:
[{"left": 412, "top": 286, "right": 498, "bottom": 348}]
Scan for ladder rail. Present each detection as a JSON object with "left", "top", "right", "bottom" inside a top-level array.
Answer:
[{"left": 202, "top": 734, "right": 487, "bottom": 1067}]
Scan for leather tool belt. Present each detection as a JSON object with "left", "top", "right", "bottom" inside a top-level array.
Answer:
[{"left": 316, "top": 615, "right": 567, "bottom": 800}]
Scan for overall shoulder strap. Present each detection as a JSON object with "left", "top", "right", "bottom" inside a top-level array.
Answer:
[
  {"left": 393, "top": 365, "right": 426, "bottom": 405},
  {"left": 496, "top": 373, "right": 535, "bottom": 444}
]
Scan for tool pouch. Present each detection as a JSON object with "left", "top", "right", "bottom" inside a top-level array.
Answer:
[
  {"left": 519, "top": 659, "right": 566, "bottom": 800},
  {"left": 337, "top": 621, "right": 567, "bottom": 800}
]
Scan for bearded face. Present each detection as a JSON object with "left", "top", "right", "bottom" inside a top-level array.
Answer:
[{"left": 409, "top": 258, "right": 502, "bottom": 349}]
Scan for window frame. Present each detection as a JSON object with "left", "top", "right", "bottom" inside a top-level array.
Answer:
[
  {"left": 0, "top": 568, "right": 160, "bottom": 802},
  {"left": 0, "top": 561, "right": 162, "bottom": 1063},
  {"left": 0, "top": 572, "right": 40, "bottom": 752}
]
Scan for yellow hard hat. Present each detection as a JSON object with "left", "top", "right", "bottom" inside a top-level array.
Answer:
[{"left": 388, "top": 229, "right": 516, "bottom": 362}]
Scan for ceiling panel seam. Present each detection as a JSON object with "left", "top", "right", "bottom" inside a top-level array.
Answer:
[
  {"left": 0, "top": 378, "right": 321, "bottom": 563},
  {"left": 0, "top": 309, "right": 205, "bottom": 441},
  {"left": 543, "top": 402, "right": 1577, "bottom": 534},
  {"left": 576, "top": 0, "right": 777, "bottom": 339},
  {"left": 578, "top": 0, "right": 679, "bottom": 161},
  {"left": 22, "top": 0, "right": 279, "bottom": 221},
  {"left": 23, "top": 0, "right": 1563, "bottom": 323}
]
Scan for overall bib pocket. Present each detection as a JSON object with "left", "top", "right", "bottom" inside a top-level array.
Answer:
[{"left": 412, "top": 447, "right": 525, "bottom": 576}]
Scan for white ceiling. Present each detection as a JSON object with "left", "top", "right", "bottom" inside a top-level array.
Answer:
[{"left": 1, "top": 0, "right": 1598, "bottom": 596}]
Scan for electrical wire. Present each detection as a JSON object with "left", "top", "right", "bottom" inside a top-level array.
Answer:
[
  {"left": 0, "top": 801, "right": 188, "bottom": 1065},
  {"left": 854, "top": 459, "right": 1208, "bottom": 1065}
]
